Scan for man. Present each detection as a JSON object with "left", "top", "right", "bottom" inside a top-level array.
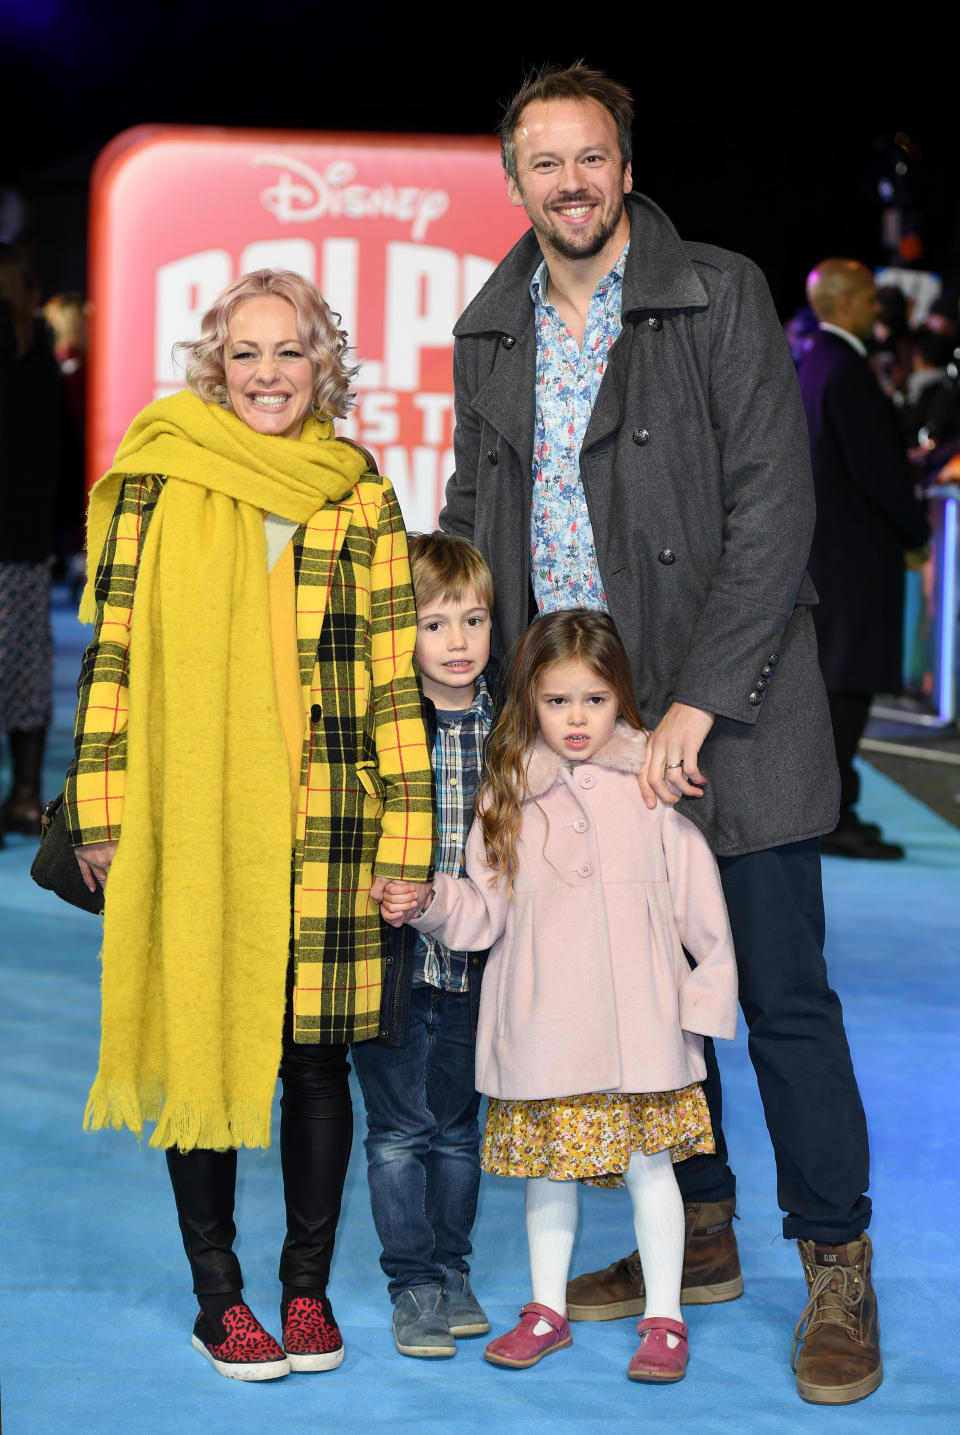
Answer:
[
  {"left": 801, "top": 259, "right": 931, "bottom": 860},
  {"left": 902, "top": 327, "right": 960, "bottom": 451},
  {"left": 441, "top": 64, "right": 880, "bottom": 1404}
]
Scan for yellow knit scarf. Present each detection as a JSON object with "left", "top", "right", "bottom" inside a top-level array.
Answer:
[{"left": 82, "top": 390, "right": 365, "bottom": 1151}]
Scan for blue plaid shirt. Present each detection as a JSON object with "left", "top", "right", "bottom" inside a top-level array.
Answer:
[
  {"left": 529, "top": 242, "right": 629, "bottom": 613},
  {"left": 413, "top": 673, "right": 493, "bottom": 991}
]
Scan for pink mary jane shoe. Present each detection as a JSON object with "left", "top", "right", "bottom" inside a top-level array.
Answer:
[
  {"left": 627, "top": 1316, "right": 689, "bottom": 1383},
  {"left": 484, "top": 1302, "right": 573, "bottom": 1369}
]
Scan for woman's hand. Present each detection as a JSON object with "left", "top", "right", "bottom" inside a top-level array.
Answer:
[
  {"left": 74, "top": 840, "right": 118, "bottom": 893},
  {"left": 370, "top": 876, "right": 434, "bottom": 927},
  {"left": 639, "top": 702, "right": 715, "bottom": 809}
]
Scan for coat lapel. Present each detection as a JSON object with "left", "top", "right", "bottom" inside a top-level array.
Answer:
[
  {"left": 295, "top": 501, "right": 352, "bottom": 694},
  {"left": 469, "top": 325, "right": 537, "bottom": 468}
]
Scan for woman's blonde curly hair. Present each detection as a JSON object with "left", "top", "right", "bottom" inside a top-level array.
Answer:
[{"left": 174, "top": 269, "right": 359, "bottom": 419}]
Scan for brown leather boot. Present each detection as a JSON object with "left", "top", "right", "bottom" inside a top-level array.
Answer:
[
  {"left": 793, "top": 1234, "right": 882, "bottom": 1404},
  {"left": 566, "top": 1198, "right": 743, "bottom": 1321}
]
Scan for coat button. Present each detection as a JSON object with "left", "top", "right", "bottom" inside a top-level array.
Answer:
[
  {"left": 756, "top": 678, "right": 767, "bottom": 691},
  {"left": 574, "top": 817, "right": 589, "bottom": 833},
  {"left": 658, "top": 549, "right": 676, "bottom": 565},
  {"left": 768, "top": 654, "right": 779, "bottom": 666},
  {"left": 500, "top": 334, "right": 516, "bottom": 349},
  {"left": 577, "top": 862, "right": 594, "bottom": 878},
  {"left": 487, "top": 450, "right": 498, "bottom": 465},
  {"left": 310, "top": 704, "right": 322, "bottom": 722},
  {"left": 761, "top": 664, "right": 773, "bottom": 677},
  {"left": 632, "top": 428, "right": 650, "bottom": 445},
  {"left": 648, "top": 315, "right": 663, "bottom": 330},
  {"left": 749, "top": 690, "right": 763, "bottom": 705},
  {"left": 579, "top": 772, "right": 596, "bottom": 788}
]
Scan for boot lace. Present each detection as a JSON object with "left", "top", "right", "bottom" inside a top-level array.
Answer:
[{"left": 791, "top": 1262, "right": 864, "bottom": 1371}]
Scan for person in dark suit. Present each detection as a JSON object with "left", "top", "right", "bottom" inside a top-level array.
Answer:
[{"left": 800, "top": 259, "right": 931, "bottom": 859}]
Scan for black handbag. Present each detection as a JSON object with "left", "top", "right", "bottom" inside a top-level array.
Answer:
[{"left": 30, "top": 792, "right": 105, "bottom": 916}]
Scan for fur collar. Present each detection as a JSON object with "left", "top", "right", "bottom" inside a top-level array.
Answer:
[{"left": 524, "top": 722, "right": 649, "bottom": 798}]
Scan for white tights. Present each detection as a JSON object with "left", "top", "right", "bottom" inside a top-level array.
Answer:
[{"left": 525, "top": 1147, "right": 684, "bottom": 1339}]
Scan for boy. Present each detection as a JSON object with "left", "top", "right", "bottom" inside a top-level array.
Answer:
[{"left": 352, "top": 533, "right": 497, "bottom": 1358}]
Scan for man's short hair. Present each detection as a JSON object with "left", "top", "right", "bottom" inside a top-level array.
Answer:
[
  {"left": 408, "top": 532, "right": 495, "bottom": 614},
  {"left": 500, "top": 62, "right": 634, "bottom": 183},
  {"left": 915, "top": 328, "right": 955, "bottom": 370}
]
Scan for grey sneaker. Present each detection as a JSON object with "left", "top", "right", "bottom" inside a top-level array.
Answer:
[
  {"left": 392, "top": 1285, "right": 456, "bottom": 1358},
  {"left": 440, "top": 1269, "right": 490, "bottom": 1336}
]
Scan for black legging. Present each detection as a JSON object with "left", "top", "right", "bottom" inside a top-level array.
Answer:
[{"left": 165, "top": 992, "right": 353, "bottom": 1300}]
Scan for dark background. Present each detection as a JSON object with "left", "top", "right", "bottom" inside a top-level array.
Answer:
[{"left": 3, "top": 4, "right": 959, "bottom": 318}]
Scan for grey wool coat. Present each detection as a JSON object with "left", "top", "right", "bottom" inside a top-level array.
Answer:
[{"left": 440, "top": 191, "right": 839, "bottom": 857}]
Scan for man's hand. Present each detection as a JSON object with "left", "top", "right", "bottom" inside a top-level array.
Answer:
[
  {"left": 370, "top": 876, "right": 434, "bottom": 927},
  {"left": 74, "top": 839, "right": 118, "bottom": 893},
  {"left": 639, "top": 702, "right": 716, "bottom": 809}
]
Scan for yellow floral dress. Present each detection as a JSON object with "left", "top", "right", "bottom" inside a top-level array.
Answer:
[{"left": 482, "top": 1085, "right": 713, "bottom": 1188}]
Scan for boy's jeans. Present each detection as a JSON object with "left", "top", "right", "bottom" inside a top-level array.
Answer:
[{"left": 352, "top": 985, "right": 482, "bottom": 1301}]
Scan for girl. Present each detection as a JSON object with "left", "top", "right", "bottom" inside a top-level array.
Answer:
[{"left": 382, "top": 611, "right": 738, "bottom": 1383}]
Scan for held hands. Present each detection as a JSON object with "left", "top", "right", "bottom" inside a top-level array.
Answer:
[
  {"left": 369, "top": 875, "right": 434, "bottom": 928},
  {"left": 639, "top": 702, "right": 716, "bottom": 809},
  {"left": 74, "top": 839, "right": 119, "bottom": 893}
]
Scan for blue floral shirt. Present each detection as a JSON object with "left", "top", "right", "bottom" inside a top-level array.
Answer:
[{"left": 529, "top": 242, "right": 629, "bottom": 613}]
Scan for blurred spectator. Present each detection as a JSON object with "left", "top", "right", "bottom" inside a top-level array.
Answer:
[
  {"left": 924, "top": 288, "right": 959, "bottom": 339},
  {"left": 800, "top": 258, "right": 931, "bottom": 860},
  {"left": 784, "top": 304, "right": 819, "bottom": 368},
  {"left": 871, "top": 283, "right": 914, "bottom": 397},
  {"left": 43, "top": 293, "right": 88, "bottom": 435},
  {"left": 0, "top": 244, "right": 80, "bottom": 842},
  {"left": 902, "top": 329, "right": 960, "bottom": 451}
]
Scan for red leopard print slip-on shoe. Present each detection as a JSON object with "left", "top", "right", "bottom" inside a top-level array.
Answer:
[
  {"left": 192, "top": 1304, "right": 290, "bottom": 1381},
  {"left": 282, "top": 1295, "right": 345, "bottom": 1372}
]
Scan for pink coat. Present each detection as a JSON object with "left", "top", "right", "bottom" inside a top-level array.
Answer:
[{"left": 412, "top": 724, "right": 738, "bottom": 1100}]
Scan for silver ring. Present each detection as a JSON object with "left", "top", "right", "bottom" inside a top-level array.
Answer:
[{"left": 665, "top": 761, "right": 683, "bottom": 770}]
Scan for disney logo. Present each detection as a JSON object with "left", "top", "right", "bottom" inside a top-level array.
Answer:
[{"left": 252, "top": 155, "right": 449, "bottom": 242}]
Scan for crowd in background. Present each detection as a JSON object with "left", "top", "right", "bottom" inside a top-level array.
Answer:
[{"left": 787, "top": 283, "right": 960, "bottom": 484}]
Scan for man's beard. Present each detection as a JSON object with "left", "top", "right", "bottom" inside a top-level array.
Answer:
[{"left": 527, "top": 192, "right": 626, "bottom": 261}]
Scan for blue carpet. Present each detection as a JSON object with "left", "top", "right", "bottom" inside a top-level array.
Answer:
[{"left": 2, "top": 596, "right": 959, "bottom": 1433}]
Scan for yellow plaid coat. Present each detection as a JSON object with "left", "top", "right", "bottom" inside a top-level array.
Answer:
[{"left": 66, "top": 467, "right": 435, "bottom": 1045}]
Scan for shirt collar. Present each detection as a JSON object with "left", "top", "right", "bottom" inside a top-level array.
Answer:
[
  {"left": 530, "top": 240, "right": 631, "bottom": 307},
  {"left": 819, "top": 321, "right": 868, "bottom": 359},
  {"left": 435, "top": 670, "right": 492, "bottom": 725}
]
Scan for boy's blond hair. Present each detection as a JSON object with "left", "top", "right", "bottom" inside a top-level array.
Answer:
[{"left": 408, "top": 532, "right": 494, "bottom": 614}]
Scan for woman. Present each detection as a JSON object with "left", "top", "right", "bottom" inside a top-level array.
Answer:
[
  {"left": 0, "top": 243, "right": 77, "bottom": 842},
  {"left": 66, "top": 270, "right": 435, "bottom": 1381}
]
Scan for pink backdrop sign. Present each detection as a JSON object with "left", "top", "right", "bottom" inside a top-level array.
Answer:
[{"left": 88, "top": 125, "right": 528, "bottom": 529}]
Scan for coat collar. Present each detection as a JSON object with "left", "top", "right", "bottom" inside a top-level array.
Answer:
[
  {"left": 454, "top": 191, "right": 708, "bottom": 340},
  {"left": 524, "top": 722, "right": 649, "bottom": 798}
]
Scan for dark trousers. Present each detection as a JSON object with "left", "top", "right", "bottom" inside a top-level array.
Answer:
[
  {"left": 828, "top": 692, "right": 873, "bottom": 814},
  {"left": 165, "top": 996, "right": 353, "bottom": 1298},
  {"left": 674, "top": 839, "right": 871, "bottom": 1245}
]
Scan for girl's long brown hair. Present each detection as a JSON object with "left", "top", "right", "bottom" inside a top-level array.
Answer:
[{"left": 479, "top": 611, "right": 644, "bottom": 889}]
